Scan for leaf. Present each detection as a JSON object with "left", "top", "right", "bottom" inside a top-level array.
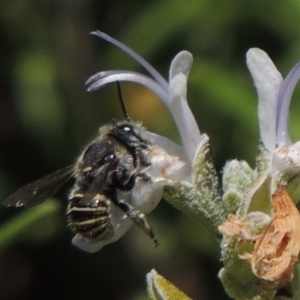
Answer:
[
  {"left": 0, "top": 199, "right": 60, "bottom": 252},
  {"left": 146, "top": 269, "right": 192, "bottom": 300}
]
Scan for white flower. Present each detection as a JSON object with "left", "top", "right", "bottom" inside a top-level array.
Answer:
[
  {"left": 224, "top": 48, "right": 300, "bottom": 216},
  {"left": 246, "top": 48, "right": 283, "bottom": 152},
  {"left": 73, "top": 31, "right": 208, "bottom": 252},
  {"left": 86, "top": 31, "right": 204, "bottom": 166},
  {"left": 247, "top": 48, "right": 300, "bottom": 174},
  {"left": 219, "top": 49, "right": 300, "bottom": 296}
]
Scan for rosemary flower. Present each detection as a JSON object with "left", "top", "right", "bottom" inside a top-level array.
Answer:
[
  {"left": 86, "top": 31, "right": 206, "bottom": 166},
  {"left": 74, "top": 31, "right": 210, "bottom": 252},
  {"left": 219, "top": 49, "right": 300, "bottom": 297}
]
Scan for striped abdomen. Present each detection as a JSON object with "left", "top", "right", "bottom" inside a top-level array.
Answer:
[{"left": 67, "top": 193, "right": 114, "bottom": 241}]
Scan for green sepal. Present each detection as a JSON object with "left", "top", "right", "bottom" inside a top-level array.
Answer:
[
  {"left": 147, "top": 269, "right": 191, "bottom": 300},
  {"left": 222, "top": 160, "right": 255, "bottom": 214},
  {"left": 164, "top": 136, "right": 225, "bottom": 230}
]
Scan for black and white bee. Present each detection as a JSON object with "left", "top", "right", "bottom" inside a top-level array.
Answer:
[
  {"left": 3, "top": 86, "right": 183, "bottom": 253},
  {"left": 67, "top": 118, "right": 161, "bottom": 252}
]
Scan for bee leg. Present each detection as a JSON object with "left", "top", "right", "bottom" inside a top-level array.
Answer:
[
  {"left": 113, "top": 171, "right": 152, "bottom": 192},
  {"left": 126, "top": 207, "right": 159, "bottom": 247},
  {"left": 112, "top": 169, "right": 135, "bottom": 191},
  {"left": 122, "top": 172, "right": 152, "bottom": 191},
  {"left": 129, "top": 144, "right": 150, "bottom": 168},
  {"left": 138, "top": 149, "right": 151, "bottom": 167},
  {"left": 111, "top": 192, "right": 158, "bottom": 247},
  {"left": 112, "top": 164, "right": 141, "bottom": 191},
  {"left": 135, "top": 172, "right": 151, "bottom": 183}
]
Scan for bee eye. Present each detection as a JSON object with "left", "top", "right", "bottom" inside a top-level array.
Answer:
[
  {"left": 122, "top": 126, "right": 131, "bottom": 132},
  {"left": 115, "top": 124, "right": 134, "bottom": 134}
]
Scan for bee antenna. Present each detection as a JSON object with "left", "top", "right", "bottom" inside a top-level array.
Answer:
[{"left": 117, "top": 81, "right": 131, "bottom": 122}]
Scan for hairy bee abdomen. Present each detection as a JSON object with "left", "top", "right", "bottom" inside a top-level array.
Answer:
[{"left": 67, "top": 195, "right": 114, "bottom": 241}]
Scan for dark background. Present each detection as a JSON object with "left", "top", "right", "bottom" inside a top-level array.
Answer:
[{"left": 0, "top": 1, "right": 300, "bottom": 299}]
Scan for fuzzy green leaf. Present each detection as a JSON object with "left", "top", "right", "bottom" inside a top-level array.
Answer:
[{"left": 147, "top": 269, "right": 191, "bottom": 300}]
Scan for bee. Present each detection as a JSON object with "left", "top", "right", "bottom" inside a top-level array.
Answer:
[
  {"left": 67, "top": 120, "right": 160, "bottom": 250},
  {"left": 3, "top": 84, "right": 161, "bottom": 252}
]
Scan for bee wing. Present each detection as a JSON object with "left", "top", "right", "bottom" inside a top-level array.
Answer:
[
  {"left": 80, "top": 159, "right": 116, "bottom": 205},
  {"left": 3, "top": 166, "right": 74, "bottom": 207}
]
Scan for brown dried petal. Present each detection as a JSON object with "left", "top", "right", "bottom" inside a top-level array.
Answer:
[
  {"left": 249, "top": 186, "right": 300, "bottom": 286},
  {"left": 218, "top": 214, "right": 258, "bottom": 242}
]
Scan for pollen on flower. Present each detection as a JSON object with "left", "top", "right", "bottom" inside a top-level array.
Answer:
[
  {"left": 240, "top": 186, "right": 300, "bottom": 289},
  {"left": 218, "top": 214, "right": 261, "bottom": 243}
]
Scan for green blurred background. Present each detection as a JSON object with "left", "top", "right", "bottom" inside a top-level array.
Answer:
[{"left": 1, "top": 1, "right": 300, "bottom": 299}]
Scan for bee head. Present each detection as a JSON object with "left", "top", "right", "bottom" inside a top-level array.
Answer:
[{"left": 109, "top": 122, "right": 149, "bottom": 144}]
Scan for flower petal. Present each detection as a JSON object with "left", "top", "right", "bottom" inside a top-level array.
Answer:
[
  {"left": 276, "top": 61, "right": 300, "bottom": 147},
  {"left": 169, "top": 72, "right": 202, "bottom": 163},
  {"left": 246, "top": 48, "right": 283, "bottom": 151},
  {"left": 146, "top": 131, "right": 184, "bottom": 157},
  {"left": 86, "top": 70, "right": 169, "bottom": 106},
  {"left": 90, "top": 30, "right": 168, "bottom": 92},
  {"left": 169, "top": 50, "right": 193, "bottom": 81},
  {"left": 244, "top": 187, "right": 300, "bottom": 287}
]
